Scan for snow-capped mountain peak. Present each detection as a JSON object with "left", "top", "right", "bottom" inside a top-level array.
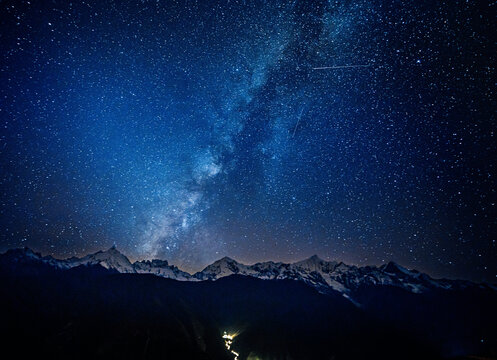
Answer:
[
  {"left": 68, "top": 246, "right": 135, "bottom": 273},
  {"left": 293, "top": 255, "right": 338, "bottom": 273},
  {"left": 133, "top": 258, "right": 191, "bottom": 280},
  {"left": 2, "top": 247, "right": 492, "bottom": 306},
  {"left": 195, "top": 256, "right": 246, "bottom": 280}
]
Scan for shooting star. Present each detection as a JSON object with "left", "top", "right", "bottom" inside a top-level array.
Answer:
[
  {"left": 312, "top": 64, "right": 372, "bottom": 70},
  {"left": 292, "top": 106, "right": 306, "bottom": 138}
]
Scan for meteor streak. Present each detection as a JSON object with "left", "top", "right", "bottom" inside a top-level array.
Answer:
[{"left": 312, "top": 64, "right": 371, "bottom": 70}]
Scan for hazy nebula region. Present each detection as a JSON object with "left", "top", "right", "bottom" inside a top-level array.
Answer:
[{"left": 0, "top": 0, "right": 495, "bottom": 281}]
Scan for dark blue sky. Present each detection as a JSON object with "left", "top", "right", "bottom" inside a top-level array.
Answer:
[{"left": 1, "top": 0, "right": 495, "bottom": 281}]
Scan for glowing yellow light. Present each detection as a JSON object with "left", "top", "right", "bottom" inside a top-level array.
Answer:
[{"left": 222, "top": 331, "right": 239, "bottom": 360}]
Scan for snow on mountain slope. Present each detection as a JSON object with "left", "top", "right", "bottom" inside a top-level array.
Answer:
[
  {"left": 134, "top": 259, "right": 191, "bottom": 280},
  {"left": 192, "top": 255, "right": 481, "bottom": 297},
  {"left": 0, "top": 248, "right": 489, "bottom": 303},
  {"left": 194, "top": 255, "right": 349, "bottom": 291},
  {"left": 66, "top": 246, "right": 135, "bottom": 273},
  {"left": 0, "top": 246, "right": 191, "bottom": 280},
  {"left": 194, "top": 256, "right": 252, "bottom": 280}
]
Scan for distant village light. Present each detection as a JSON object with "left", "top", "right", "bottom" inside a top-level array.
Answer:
[{"left": 223, "top": 331, "right": 239, "bottom": 360}]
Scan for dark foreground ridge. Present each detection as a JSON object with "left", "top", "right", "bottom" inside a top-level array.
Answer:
[{"left": 0, "top": 248, "right": 496, "bottom": 359}]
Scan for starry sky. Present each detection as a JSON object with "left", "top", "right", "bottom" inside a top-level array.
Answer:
[{"left": 1, "top": 0, "right": 495, "bottom": 281}]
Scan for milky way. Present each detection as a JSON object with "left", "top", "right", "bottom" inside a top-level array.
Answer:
[{"left": 0, "top": 0, "right": 495, "bottom": 281}]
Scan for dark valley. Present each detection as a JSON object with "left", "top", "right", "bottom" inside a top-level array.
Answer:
[{"left": 1, "top": 248, "right": 496, "bottom": 360}]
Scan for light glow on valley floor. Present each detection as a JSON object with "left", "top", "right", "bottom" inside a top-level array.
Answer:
[{"left": 223, "top": 331, "right": 239, "bottom": 360}]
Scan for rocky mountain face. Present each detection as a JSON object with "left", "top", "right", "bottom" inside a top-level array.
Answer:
[
  {"left": 1, "top": 247, "right": 494, "bottom": 306},
  {"left": 0, "top": 246, "right": 191, "bottom": 279},
  {"left": 133, "top": 258, "right": 191, "bottom": 280},
  {"left": 191, "top": 254, "right": 491, "bottom": 299},
  {"left": 1, "top": 247, "right": 497, "bottom": 359}
]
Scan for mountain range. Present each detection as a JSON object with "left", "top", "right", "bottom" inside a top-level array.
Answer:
[
  {"left": 1, "top": 246, "right": 497, "bottom": 359},
  {"left": 2, "top": 246, "right": 495, "bottom": 306}
]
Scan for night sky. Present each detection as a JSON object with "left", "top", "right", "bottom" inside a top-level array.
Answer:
[{"left": 1, "top": 0, "right": 495, "bottom": 281}]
